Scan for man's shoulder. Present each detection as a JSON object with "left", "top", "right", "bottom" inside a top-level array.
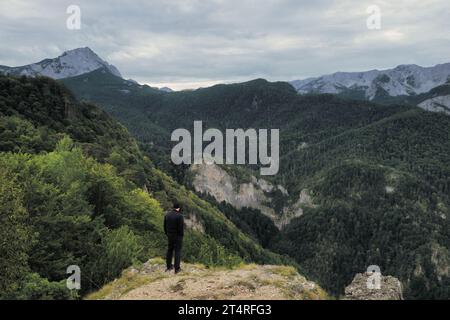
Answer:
[
  {"left": 165, "top": 210, "right": 183, "bottom": 220},
  {"left": 164, "top": 210, "right": 173, "bottom": 218}
]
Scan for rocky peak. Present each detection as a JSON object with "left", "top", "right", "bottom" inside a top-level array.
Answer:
[{"left": 1, "top": 47, "right": 122, "bottom": 79}]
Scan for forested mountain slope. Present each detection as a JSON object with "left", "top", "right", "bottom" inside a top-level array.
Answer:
[
  {"left": 61, "top": 70, "right": 450, "bottom": 299},
  {"left": 61, "top": 70, "right": 411, "bottom": 177},
  {"left": 0, "top": 75, "right": 295, "bottom": 299}
]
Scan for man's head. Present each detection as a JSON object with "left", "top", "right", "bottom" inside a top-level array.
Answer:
[{"left": 173, "top": 203, "right": 181, "bottom": 212}]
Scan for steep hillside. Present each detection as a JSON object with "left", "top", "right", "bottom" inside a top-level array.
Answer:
[
  {"left": 0, "top": 75, "right": 296, "bottom": 299},
  {"left": 61, "top": 71, "right": 411, "bottom": 177}
]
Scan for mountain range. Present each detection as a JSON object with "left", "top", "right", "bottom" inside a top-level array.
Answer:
[
  {"left": 290, "top": 63, "right": 450, "bottom": 99},
  {"left": 2, "top": 47, "right": 450, "bottom": 114},
  {"left": 1, "top": 47, "right": 449, "bottom": 299}
]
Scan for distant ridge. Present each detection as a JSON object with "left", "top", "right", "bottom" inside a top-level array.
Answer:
[{"left": 290, "top": 63, "right": 450, "bottom": 100}]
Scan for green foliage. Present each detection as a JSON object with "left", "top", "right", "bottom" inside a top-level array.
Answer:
[
  {"left": 183, "top": 232, "right": 243, "bottom": 268},
  {"left": 0, "top": 145, "right": 167, "bottom": 295},
  {"left": 62, "top": 71, "right": 450, "bottom": 299},
  {"left": 0, "top": 164, "right": 31, "bottom": 298},
  {"left": 271, "top": 162, "right": 450, "bottom": 299},
  {"left": 12, "top": 273, "right": 75, "bottom": 300},
  {"left": 0, "top": 75, "right": 290, "bottom": 299},
  {"left": 97, "top": 226, "right": 143, "bottom": 281},
  {"left": 200, "top": 194, "right": 279, "bottom": 248}
]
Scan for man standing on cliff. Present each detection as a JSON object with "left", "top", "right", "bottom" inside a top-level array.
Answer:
[{"left": 164, "top": 203, "right": 184, "bottom": 273}]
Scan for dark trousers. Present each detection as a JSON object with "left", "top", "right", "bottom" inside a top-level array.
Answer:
[{"left": 166, "top": 234, "right": 183, "bottom": 270}]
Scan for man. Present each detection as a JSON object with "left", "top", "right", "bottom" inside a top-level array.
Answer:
[{"left": 164, "top": 203, "right": 184, "bottom": 273}]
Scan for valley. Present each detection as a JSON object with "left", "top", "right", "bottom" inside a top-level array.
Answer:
[
  {"left": 58, "top": 59, "right": 449, "bottom": 299},
  {"left": 171, "top": 120, "right": 279, "bottom": 175},
  {"left": 0, "top": 75, "right": 293, "bottom": 299},
  {"left": 1, "top": 48, "right": 449, "bottom": 300}
]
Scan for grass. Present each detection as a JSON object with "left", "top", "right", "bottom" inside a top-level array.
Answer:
[
  {"left": 268, "top": 266, "right": 298, "bottom": 278},
  {"left": 232, "top": 280, "right": 257, "bottom": 292},
  {"left": 236, "top": 263, "right": 258, "bottom": 271},
  {"left": 149, "top": 257, "right": 165, "bottom": 265},
  {"left": 85, "top": 257, "right": 330, "bottom": 300},
  {"left": 85, "top": 269, "right": 168, "bottom": 300}
]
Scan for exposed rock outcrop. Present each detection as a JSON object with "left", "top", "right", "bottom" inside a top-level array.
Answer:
[
  {"left": 344, "top": 272, "right": 403, "bottom": 300},
  {"left": 278, "top": 189, "right": 314, "bottom": 228},
  {"left": 184, "top": 213, "right": 205, "bottom": 233},
  {"left": 190, "top": 163, "right": 314, "bottom": 229},
  {"left": 87, "top": 258, "right": 328, "bottom": 300},
  {"left": 418, "top": 95, "right": 450, "bottom": 114},
  {"left": 191, "top": 163, "right": 278, "bottom": 224}
]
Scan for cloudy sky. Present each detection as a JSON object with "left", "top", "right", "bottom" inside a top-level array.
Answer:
[{"left": 1, "top": 0, "right": 449, "bottom": 90}]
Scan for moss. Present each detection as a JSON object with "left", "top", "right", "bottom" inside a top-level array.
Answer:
[{"left": 268, "top": 266, "right": 298, "bottom": 278}]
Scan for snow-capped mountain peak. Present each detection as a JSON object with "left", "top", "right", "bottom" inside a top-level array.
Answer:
[
  {"left": 0, "top": 47, "right": 122, "bottom": 79},
  {"left": 290, "top": 63, "right": 450, "bottom": 100}
]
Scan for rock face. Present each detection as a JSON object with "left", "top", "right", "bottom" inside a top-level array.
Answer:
[
  {"left": 418, "top": 95, "right": 450, "bottom": 115},
  {"left": 190, "top": 163, "right": 312, "bottom": 229},
  {"left": 184, "top": 213, "right": 205, "bottom": 233},
  {"left": 344, "top": 272, "right": 403, "bottom": 300},
  {"left": 191, "top": 164, "right": 278, "bottom": 221}
]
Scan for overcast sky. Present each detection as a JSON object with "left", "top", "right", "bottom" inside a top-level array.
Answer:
[{"left": 1, "top": 0, "right": 449, "bottom": 90}]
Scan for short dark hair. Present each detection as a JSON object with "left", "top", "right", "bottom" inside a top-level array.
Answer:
[{"left": 173, "top": 203, "right": 181, "bottom": 210}]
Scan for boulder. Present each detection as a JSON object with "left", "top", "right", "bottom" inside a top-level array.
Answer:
[{"left": 344, "top": 272, "right": 403, "bottom": 300}]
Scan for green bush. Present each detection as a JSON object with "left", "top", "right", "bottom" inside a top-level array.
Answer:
[{"left": 13, "top": 273, "right": 75, "bottom": 300}]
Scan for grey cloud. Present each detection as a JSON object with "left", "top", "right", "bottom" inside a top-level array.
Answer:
[{"left": 0, "top": 0, "right": 449, "bottom": 89}]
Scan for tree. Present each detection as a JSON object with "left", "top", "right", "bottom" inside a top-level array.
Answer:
[{"left": 0, "top": 166, "right": 31, "bottom": 297}]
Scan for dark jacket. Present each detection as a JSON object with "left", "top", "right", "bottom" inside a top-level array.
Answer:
[{"left": 164, "top": 210, "right": 184, "bottom": 237}]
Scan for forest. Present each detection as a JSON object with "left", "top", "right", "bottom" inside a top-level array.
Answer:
[
  {"left": 61, "top": 69, "right": 450, "bottom": 299},
  {"left": 1, "top": 71, "right": 449, "bottom": 300},
  {"left": 0, "top": 75, "right": 292, "bottom": 299}
]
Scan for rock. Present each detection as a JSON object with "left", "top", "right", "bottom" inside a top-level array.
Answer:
[
  {"left": 190, "top": 164, "right": 278, "bottom": 224},
  {"left": 190, "top": 163, "right": 310, "bottom": 229},
  {"left": 344, "top": 272, "right": 403, "bottom": 300},
  {"left": 87, "top": 259, "right": 329, "bottom": 300}
]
